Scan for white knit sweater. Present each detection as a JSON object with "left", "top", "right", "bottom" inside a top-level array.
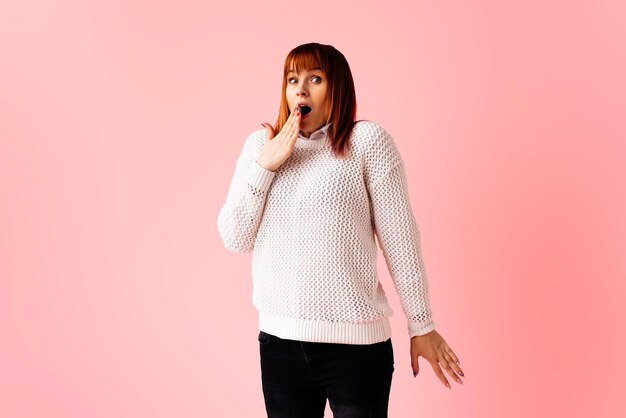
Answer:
[{"left": 217, "top": 120, "right": 436, "bottom": 344}]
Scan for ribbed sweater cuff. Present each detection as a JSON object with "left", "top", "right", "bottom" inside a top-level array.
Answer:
[
  {"left": 245, "top": 161, "right": 276, "bottom": 192},
  {"left": 408, "top": 321, "right": 436, "bottom": 337}
]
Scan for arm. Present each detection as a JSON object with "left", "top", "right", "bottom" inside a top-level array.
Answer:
[
  {"left": 217, "top": 131, "right": 276, "bottom": 253},
  {"left": 365, "top": 128, "right": 436, "bottom": 337}
]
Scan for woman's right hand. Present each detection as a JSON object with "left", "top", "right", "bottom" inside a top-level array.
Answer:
[{"left": 257, "top": 105, "right": 301, "bottom": 172}]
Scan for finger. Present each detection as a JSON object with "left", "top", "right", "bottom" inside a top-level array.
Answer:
[
  {"left": 287, "top": 103, "right": 300, "bottom": 127},
  {"left": 444, "top": 344, "right": 461, "bottom": 365},
  {"left": 430, "top": 360, "right": 451, "bottom": 389},
  {"left": 443, "top": 349, "right": 464, "bottom": 377},
  {"left": 293, "top": 108, "right": 301, "bottom": 137},
  {"left": 276, "top": 107, "right": 294, "bottom": 141},
  {"left": 438, "top": 352, "right": 463, "bottom": 385},
  {"left": 282, "top": 104, "right": 299, "bottom": 140},
  {"left": 262, "top": 123, "right": 275, "bottom": 140},
  {"left": 411, "top": 354, "right": 420, "bottom": 377},
  {"left": 289, "top": 107, "right": 300, "bottom": 140},
  {"left": 287, "top": 103, "right": 297, "bottom": 123},
  {"left": 288, "top": 119, "right": 300, "bottom": 150}
]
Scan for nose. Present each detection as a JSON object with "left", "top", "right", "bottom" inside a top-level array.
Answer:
[{"left": 296, "top": 83, "right": 308, "bottom": 97}]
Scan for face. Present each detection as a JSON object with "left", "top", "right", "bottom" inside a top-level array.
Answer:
[{"left": 286, "top": 66, "right": 328, "bottom": 137}]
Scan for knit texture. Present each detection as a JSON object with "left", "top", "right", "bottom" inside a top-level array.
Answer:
[{"left": 217, "top": 120, "right": 435, "bottom": 344}]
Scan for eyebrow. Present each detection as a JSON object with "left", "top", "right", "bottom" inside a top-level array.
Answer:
[{"left": 288, "top": 67, "right": 322, "bottom": 74}]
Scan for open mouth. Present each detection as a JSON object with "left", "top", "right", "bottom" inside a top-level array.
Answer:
[{"left": 299, "top": 105, "right": 312, "bottom": 115}]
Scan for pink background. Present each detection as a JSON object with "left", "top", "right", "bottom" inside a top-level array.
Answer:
[{"left": 1, "top": 1, "right": 625, "bottom": 417}]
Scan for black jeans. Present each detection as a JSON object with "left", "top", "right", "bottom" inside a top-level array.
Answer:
[{"left": 258, "top": 331, "right": 395, "bottom": 418}]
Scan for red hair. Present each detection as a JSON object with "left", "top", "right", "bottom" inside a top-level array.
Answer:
[{"left": 272, "top": 43, "right": 370, "bottom": 159}]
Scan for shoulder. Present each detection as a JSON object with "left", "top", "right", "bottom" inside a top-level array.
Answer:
[
  {"left": 352, "top": 120, "right": 402, "bottom": 164},
  {"left": 238, "top": 128, "right": 267, "bottom": 158},
  {"left": 351, "top": 120, "right": 389, "bottom": 144},
  {"left": 247, "top": 128, "right": 267, "bottom": 146}
]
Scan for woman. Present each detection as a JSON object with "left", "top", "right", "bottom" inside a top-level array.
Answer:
[{"left": 217, "top": 42, "right": 464, "bottom": 418}]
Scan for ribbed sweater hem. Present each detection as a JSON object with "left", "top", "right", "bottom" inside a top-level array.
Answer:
[{"left": 258, "top": 311, "right": 392, "bottom": 345}]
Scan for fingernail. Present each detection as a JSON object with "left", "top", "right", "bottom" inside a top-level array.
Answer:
[
  {"left": 445, "top": 382, "right": 451, "bottom": 389},
  {"left": 413, "top": 371, "right": 417, "bottom": 378},
  {"left": 459, "top": 371, "right": 464, "bottom": 376}
]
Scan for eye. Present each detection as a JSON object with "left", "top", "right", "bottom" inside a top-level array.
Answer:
[{"left": 288, "top": 75, "right": 323, "bottom": 84}]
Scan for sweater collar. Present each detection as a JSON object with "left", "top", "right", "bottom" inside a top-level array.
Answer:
[{"left": 295, "top": 122, "right": 332, "bottom": 150}]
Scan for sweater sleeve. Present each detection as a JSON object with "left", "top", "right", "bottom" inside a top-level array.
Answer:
[
  {"left": 364, "top": 126, "right": 436, "bottom": 337},
  {"left": 217, "top": 130, "right": 276, "bottom": 253}
]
